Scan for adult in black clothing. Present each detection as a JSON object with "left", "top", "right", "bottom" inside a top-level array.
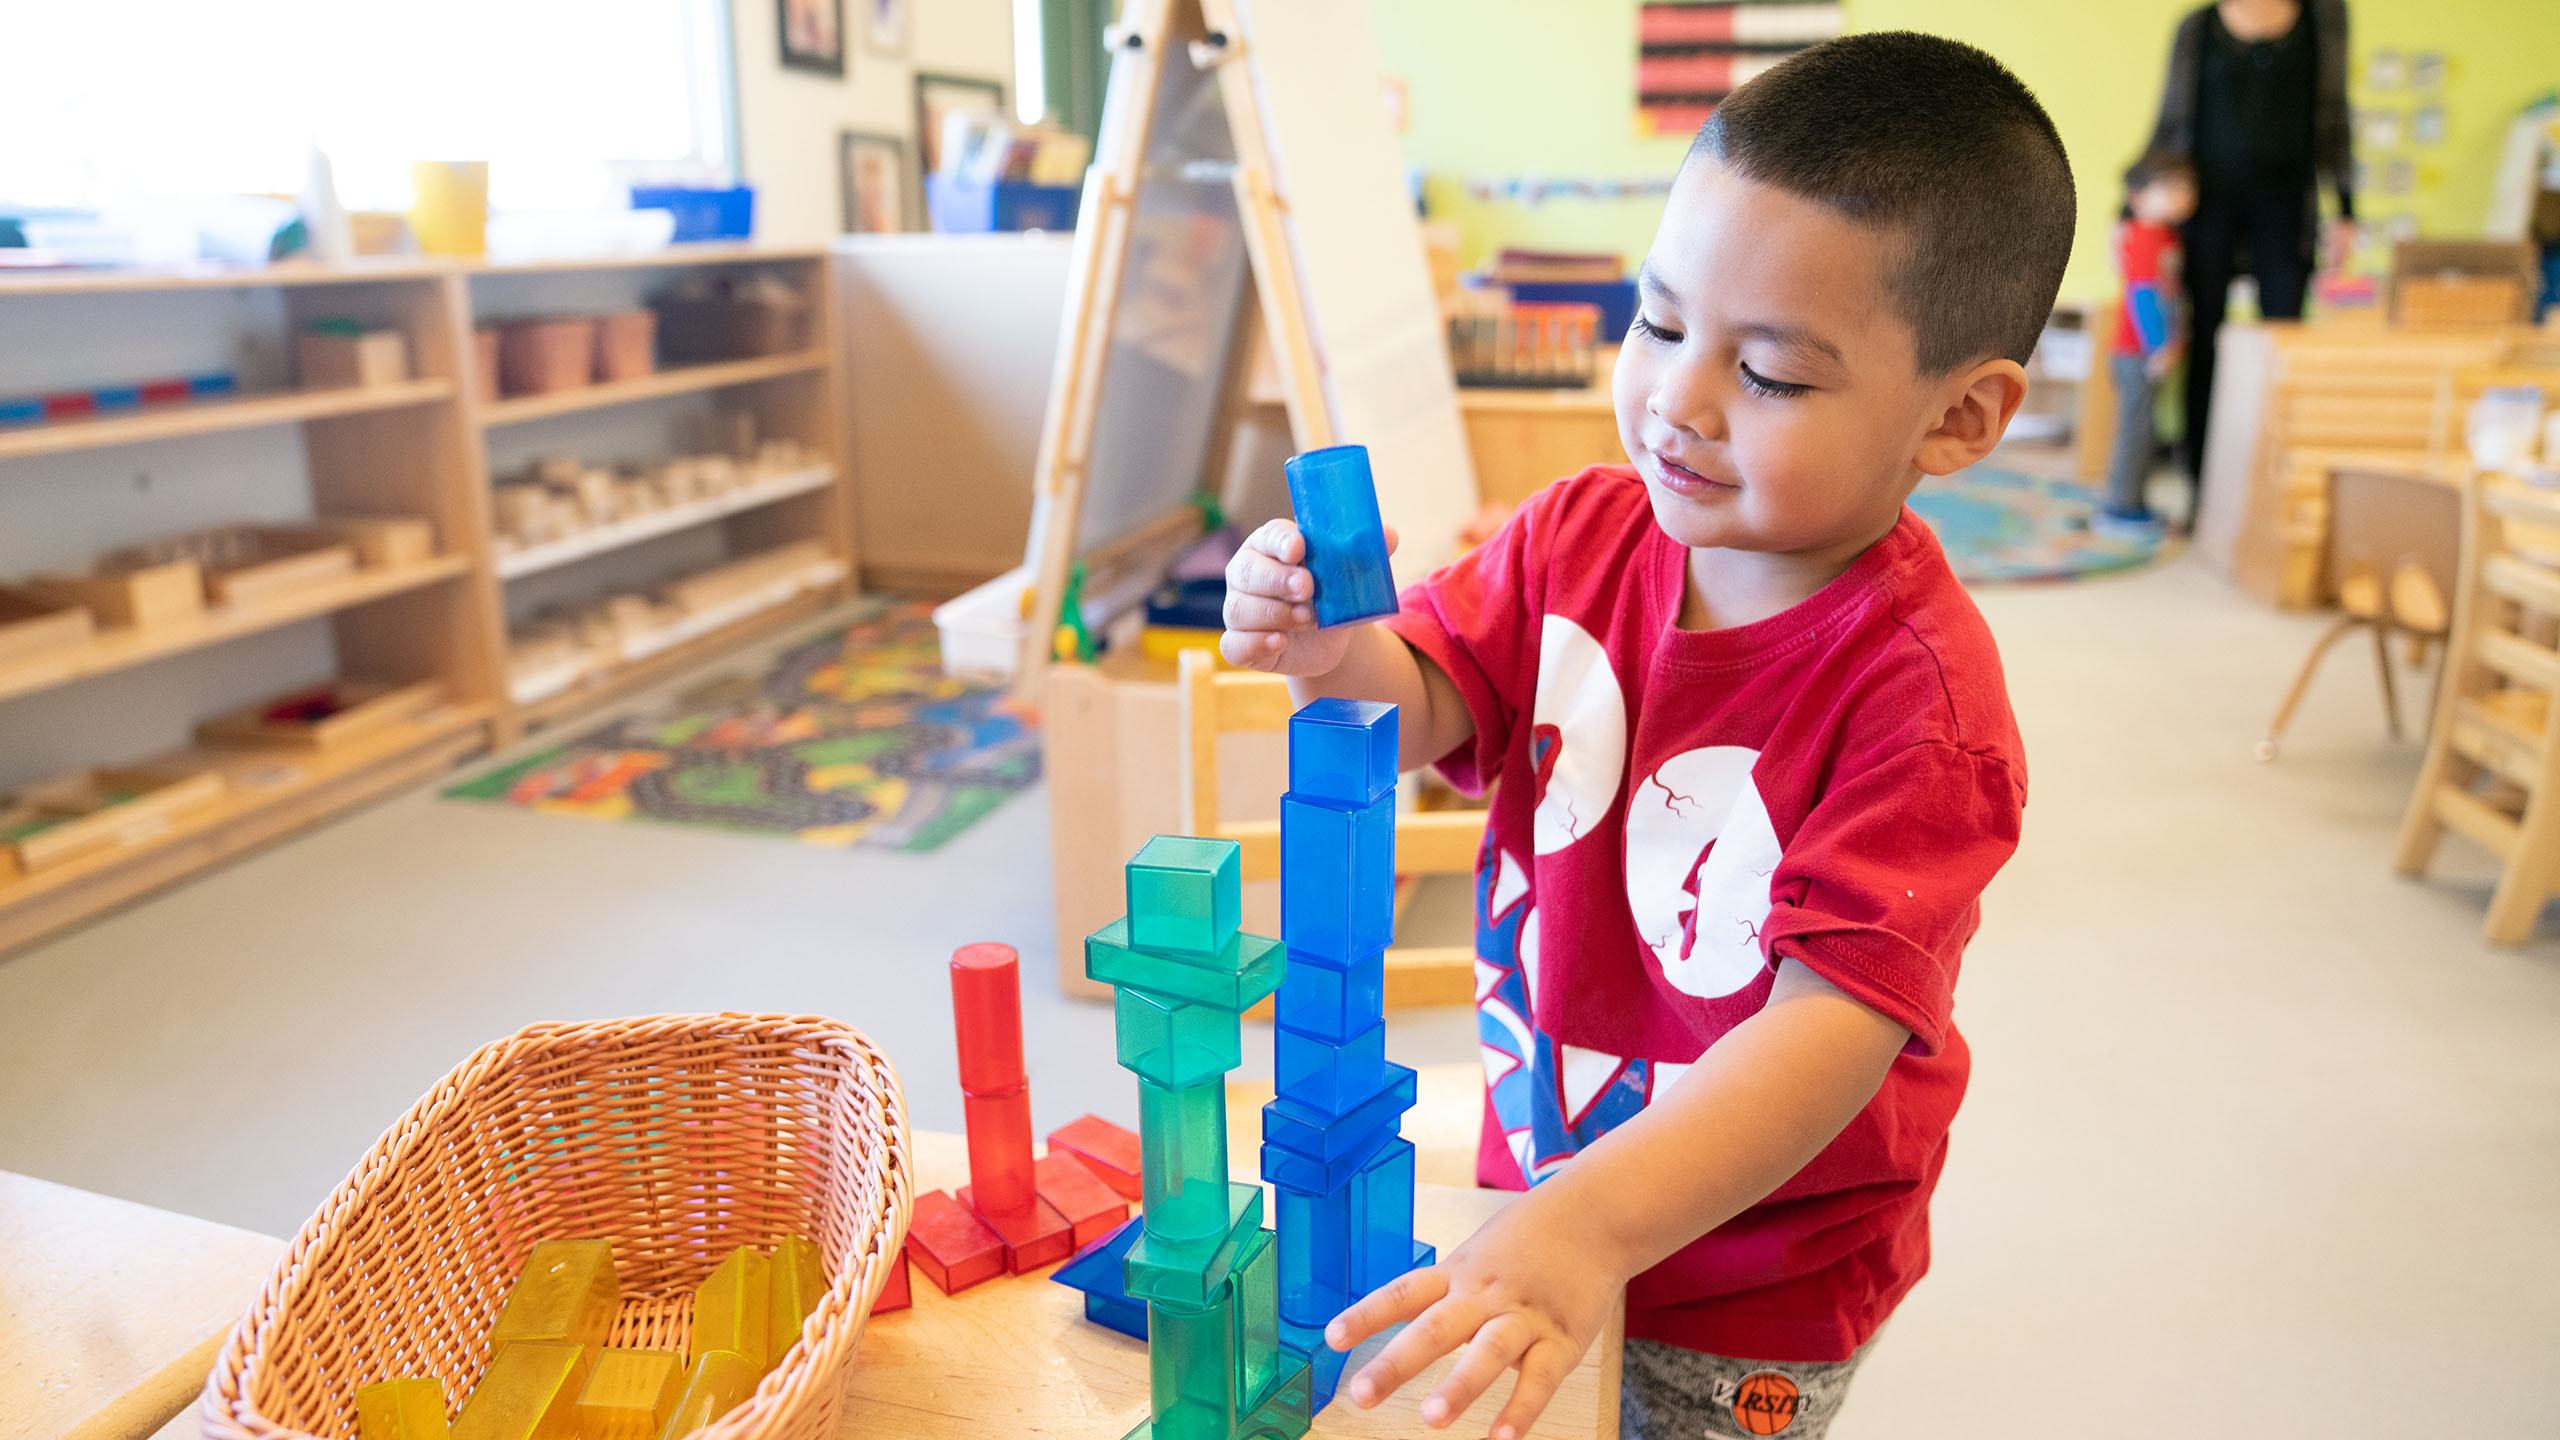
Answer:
[{"left": 2145, "top": 0, "right": 2355, "bottom": 493}]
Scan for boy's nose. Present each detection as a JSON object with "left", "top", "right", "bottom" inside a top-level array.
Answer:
[{"left": 1649, "top": 366, "right": 1725, "bottom": 443}]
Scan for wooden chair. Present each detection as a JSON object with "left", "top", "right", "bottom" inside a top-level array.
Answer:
[
  {"left": 2395, "top": 473, "right": 2560, "bottom": 943},
  {"left": 2256, "top": 461, "right": 2460, "bottom": 760},
  {"left": 1176, "top": 649, "right": 1481, "bottom": 1006}
]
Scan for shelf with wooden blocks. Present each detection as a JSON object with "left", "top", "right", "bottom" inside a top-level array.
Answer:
[
  {"left": 511, "top": 576, "right": 845, "bottom": 732},
  {"left": 0, "top": 701, "right": 492, "bottom": 954},
  {"left": 476, "top": 350, "right": 830, "bottom": 426},
  {"left": 0, "top": 378, "right": 456, "bottom": 462},
  {"left": 0, "top": 554, "right": 472, "bottom": 707},
  {"left": 493, "top": 463, "right": 837, "bottom": 580}
]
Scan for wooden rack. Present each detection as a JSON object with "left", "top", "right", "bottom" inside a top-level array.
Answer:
[{"left": 0, "top": 249, "right": 855, "bottom": 953}]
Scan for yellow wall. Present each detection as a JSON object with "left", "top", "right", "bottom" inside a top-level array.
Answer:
[{"left": 1372, "top": 0, "right": 2560, "bottom": 304}]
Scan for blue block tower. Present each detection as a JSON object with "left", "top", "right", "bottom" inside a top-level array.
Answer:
[{"left": 1263, "top": 698, "right": 1436, "bottom": 1410}]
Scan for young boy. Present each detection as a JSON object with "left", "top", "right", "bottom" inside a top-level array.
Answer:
[
  {"left": 1220, "top": 33, "right": 2072, "bottom": 1440},
  {"left": 2101, "top": 150, "right": 2197, "bottom": 532}
]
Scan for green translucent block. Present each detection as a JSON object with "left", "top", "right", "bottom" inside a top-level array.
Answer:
[
  {"left": 1238, "top": 1358, "right": 1314, "bottom": 1440},
  {"left": 1126, "top": 835, "right": 1242, "bottom": 958},
  {"left": 1124, "top": 1183, "right": 1261, "bottom": 1307},
  {"left": 1233, "top": 1228, "right": 1282, "bottom": 1411},
  {"left": 1137, "top": 1078, "right": 1230, "bottom": 1243},
  {"left": 1148, "top": 1288, "right": 1239, "bottom": 1440},
  {"left": 1115, "top": 987, "right": 1243, "bottom": 1088},
  {"left": 487, "top": 1239, "right": 619, "bottom": 1357},
  {"left": 691, "top": 1246, "right": 771, "bottom": 1372},
  {"left": 1087, "top": 920, "right": 1282, "bottom": 1013},
  {"left": 356, "top": 1377, "right": 449, "bottom": 1440},
  {"left": 767, "top": 1235, "right": 825, "bottom": 1364},
  {"left": 452, "top": 1341, "right": 589, "bottom": 1440}
]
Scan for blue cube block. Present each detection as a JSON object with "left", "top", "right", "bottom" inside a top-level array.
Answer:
[
  {"left": 1285, "top": 445, "right": 1399, "bottom": 628},
  {"left": 1280, "top": 794, "right": 1394, "bottom": 962},
  {"left": 1281, "top": 1317, "right": 1349, "bottom": 1412},
  {"left": 1116, "top": 986, "right": 1243, "bottom": 1088},
  {"left": 1275, "top": 1019, "right": 1386, "bottom": 1115},
  {"left": 1262, "top": 1063, "right": 1415, "bottom": 1162},
  {"left": 1289, "top": 698, "right": 1399, "bottom": 807},
  {"left": 1087, "top": 919, "right": 1283, "bottom": 1013},
  {"left": 1126, "top": 835, "right": 1242, "bottom": 958},
  {"left": 1274, "top": 1181, "right": 1353, "bottom": 1327},
  {"left": 1275, "top": 949, "right": 1387, "bottom": 1043},
  {"left": 1348, "top": 1138, "right": 1420, "bottom": 1295},
  {"left": 1261, "top": 1126, "right": 1401, "bottom": 1195}
]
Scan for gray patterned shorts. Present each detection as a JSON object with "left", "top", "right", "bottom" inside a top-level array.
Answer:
[{"left": 1620, "top": 1335, "right": 1875, "bottom": 1439}]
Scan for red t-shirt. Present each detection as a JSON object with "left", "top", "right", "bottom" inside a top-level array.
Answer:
[
  {"left": 2112, "top": 219, "right": 2182, "bottom": 356},
  {"left": 1384, "top": 466, "right": 2026, "bottom": 1362}
]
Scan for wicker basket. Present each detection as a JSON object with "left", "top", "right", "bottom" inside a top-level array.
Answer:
[{"left": 198, "top": 1013, "right": 912, "bottom": 1440}]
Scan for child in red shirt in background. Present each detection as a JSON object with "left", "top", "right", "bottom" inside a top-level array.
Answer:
[
  {"left": 1219, "top": 32, "right": 2073, "bottom": 1440},
  {"left": 2101, "top": 151, "right": 2198, "bottom": 533}
]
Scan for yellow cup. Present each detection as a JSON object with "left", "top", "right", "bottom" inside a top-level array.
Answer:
[{"left": 410, "top": 161, "right": 488, "bottom": 255}]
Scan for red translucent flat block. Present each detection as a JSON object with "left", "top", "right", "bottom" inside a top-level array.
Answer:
[
  {"left": 1046, "top": 1113, "right": 1142, "bottom": 1200},
  {"left": 1036, "top": 1149, "right": 1132, "bottom": 1249},
  {"left": 950, "top": 942, "right": 1026, "bottom": 1094},
  {"left": 960, "top": 1185, "right": 1076, "bottom": 1272},
  {"left": 906, "top": 1189, "right": 1006, "bottom": 1294},
  {"left": 872, "top": 1245, "right": 912, "bottom": 1313},
  {"left": 963, "top": 1085, "right": 1037, "bottom": 1215}
]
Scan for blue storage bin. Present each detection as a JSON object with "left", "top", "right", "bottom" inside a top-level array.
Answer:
[
  {"left": 630, "top": 186, "right": 756, "bottom": 243},
  {"left": 925, "top": 175, "right": 1082, "bottom": 233},
  {"left": 1506, "top": 279, "right": 1639, "bottom": 340}
]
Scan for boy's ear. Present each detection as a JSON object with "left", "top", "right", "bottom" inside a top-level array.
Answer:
[{"left": 1914, "top": 359, "right": 2029, "bottom": 477}]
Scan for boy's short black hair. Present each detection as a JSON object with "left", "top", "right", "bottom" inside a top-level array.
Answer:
[{"left": 1688, "top": 31, "right": 2076, "bottom": 376}]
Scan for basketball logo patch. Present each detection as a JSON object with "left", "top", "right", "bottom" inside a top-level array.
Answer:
[{"left": 1730, "top": 1370, "right": 1802, "bottom": 1435}]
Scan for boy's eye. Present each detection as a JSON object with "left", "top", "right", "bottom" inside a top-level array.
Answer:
[
  {"left": 1738, "top": 361, "right": 1812, "bottom": 399},
  {"left": 1631, "top": 314, "right": 1681, "bottom": 344}
]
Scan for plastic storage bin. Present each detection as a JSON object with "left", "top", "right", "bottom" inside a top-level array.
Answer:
[
  {"left": 925, "top": 176, "right": 1083, "bottom": 234},
  {"left": 934, "top": 566, "right": 1033, "bottom": 681},
  {"left": 630, "top": 186, "right": 757, "bottom": 243}
]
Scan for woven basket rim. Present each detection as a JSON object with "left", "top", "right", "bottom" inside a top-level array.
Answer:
[{"left": 197, "top": 1010, "right": 913, "bottom": 1440}]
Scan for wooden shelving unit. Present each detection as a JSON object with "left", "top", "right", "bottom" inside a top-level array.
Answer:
[{"left": 0, "top": 248, "right": 857, "bottom": 953}]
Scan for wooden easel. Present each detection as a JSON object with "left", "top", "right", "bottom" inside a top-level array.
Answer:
[{"left": 1012, "top": 0, "right": 1476, "bottom": 692}]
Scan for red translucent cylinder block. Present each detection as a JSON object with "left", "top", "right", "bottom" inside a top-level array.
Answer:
[
  {"left": 951, "top": 942, "right": 1026, "bottom": 1094},
  {"left": 963, "top": 1084, "right": 1037, "bottom": 1216}
]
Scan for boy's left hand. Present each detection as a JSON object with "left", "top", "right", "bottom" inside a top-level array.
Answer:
[{"left": 1326, "top": 1187, "right": 1621, "bottom": 1440}]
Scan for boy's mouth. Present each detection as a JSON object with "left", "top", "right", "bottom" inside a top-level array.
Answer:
[{"left": 1650, "top": 451, "right": 1735, "bottom": 495}]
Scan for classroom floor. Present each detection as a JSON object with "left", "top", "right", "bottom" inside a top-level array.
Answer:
[{"left": 4, "top": 483, "right": 2556, "bottom": 1435}]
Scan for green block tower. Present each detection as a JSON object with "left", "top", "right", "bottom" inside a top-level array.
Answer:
[{"left": 1087, "top": 835, "right": 1314, "bottom": 1440}]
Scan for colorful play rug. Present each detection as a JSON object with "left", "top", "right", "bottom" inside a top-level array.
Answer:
[
  {"left": 444, "top": 603, "right": 1039, "bottom": 853},
  {"left": 1908, "top": 465, "right": 2168, "bottom": 585}
]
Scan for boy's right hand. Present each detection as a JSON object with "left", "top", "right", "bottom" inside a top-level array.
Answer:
[{"left": 1220, "top": 518, "right": 1398, "bottom": 676}]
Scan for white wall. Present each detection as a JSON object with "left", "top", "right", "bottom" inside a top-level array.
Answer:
[{"left": 730, "top": 0, "right": 1019, "bottom": 247}]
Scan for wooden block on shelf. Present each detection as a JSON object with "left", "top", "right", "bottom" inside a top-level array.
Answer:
[
  {"left": 309, "top": 514, "right": 438, "bottom": 569},
  {"left": 4, "top": 764, "right": 226, "bottom": 874},
  {"left": 194, "top": 678, "right": 441, "bottom": 751},
  {"left": 27, "top": 559, "right": 203, "bottom": 629},
  {"left": 0, "top": 586, "right": 95, "bottom": 666},
  {"left": 295, "top": 330, "right": 411, "bottom": 389},
  {"left": 107, "top": 526, "right": 358, "bottom": 609}
]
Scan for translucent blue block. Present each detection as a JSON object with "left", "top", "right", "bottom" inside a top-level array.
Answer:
[
  {"left": 1275, "top": 1019, "right": 1386, "bottom": 1115},
  {"left": 1274, "top": 949, "right": 1386, "bottom": 1043},
  {"left": 1348, "top": 1138, "right": 1420, "bottom": 1295},
  {"left": 1285, "top": 445, "right": 1398, "bottom": 628},
  {"left": 1056, "top": 1215, "right": 1149, "bottom": 1340},
  {"left": 1087, "top": 1291, "right": 1148, "bottom": 1340},
  {"left": 1288, "top": 698, "right": 1399, "bottom": 807},
  {"left": 1126, "top": 835, "right": 1242, "bottom": 959},
  {"left": 1087, "top": 919, "right": 1283, "bottom": 1013},
  {"left": 1281, "top": 1319, "right": 1348, "bottom": 1413},
  {"left": 1279, "top": 794, "right": 1394, "bottom": 962},
  {"left": 1116, "top": 987, "right": 1243, "bottom": 1088},
  {"left": 1139, "top": 1078, "right": 1231, "bottom": 1243},
  {"left": 1263, "top": 1063, "right": 1415, "bottom": 1157},
  {"left": 1125, "top": 1183, "right": 1262, "bottom": 1307},
  {"left": 92, "top": 385, "right": 141, "bottom": 409},
  {"left": 1273, "top": 1181, "right": 1352, "bottom": 1327}
]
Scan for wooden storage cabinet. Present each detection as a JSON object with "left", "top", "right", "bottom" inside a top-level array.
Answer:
[{"left": 0, "top": 248, "right": 857, "bottom": 952}]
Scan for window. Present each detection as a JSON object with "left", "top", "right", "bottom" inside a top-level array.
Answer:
[{"left": 0, "top": 0, "right": 733, "bottom": 214}]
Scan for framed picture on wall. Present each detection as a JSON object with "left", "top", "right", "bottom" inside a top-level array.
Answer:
[
  {"left": 914, "top": 72, "right": 1007, "bottom": 178},
  {"left": 779, "top": 0, "right": 845, "bottom": 77},
  {"left": 863, "top": 0, "right": 908, "bottom": 56},
  {"left": 841, "top": 131, "right": 911, "bottom": 234}
]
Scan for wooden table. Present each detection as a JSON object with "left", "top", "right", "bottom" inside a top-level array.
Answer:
[
  {"left": 0, "top": 1170, "right": 284, "bottom": 1440},
  {"left": 840, "top": 1132, "right": 1623, "bottom": 1439}
]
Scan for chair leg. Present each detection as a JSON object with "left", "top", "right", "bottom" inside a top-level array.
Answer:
[
  {"left": 2372, "top": 624, "right": 2403, "bottom": 740},
  {"left": 2258, "top": 616, "right": 2366, "bottom": 761},
  {"left": 2483, "top": 837, "right": 2553, "bottom": 944}
]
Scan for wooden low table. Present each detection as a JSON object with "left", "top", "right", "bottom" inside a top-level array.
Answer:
[
  {"left": 842, "top": 1132, "right": 1623, "bottom": 1439},
  {"left": 0, "top": 1170, "right": 284, "bottom": 1440}
]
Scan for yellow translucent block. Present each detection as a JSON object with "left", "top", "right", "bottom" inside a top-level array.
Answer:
[
  {"left": 489, "top": 1239, "right": 621, "bottom": 1356},
  {"left": 357, "top": 1376, "right": 451, "bottom": 1440},
  {"left": 766, "top": 1235, "right": 825, "bottom": 1364},
  {"left": 652, "top": 1350, "right": 760, "bottom": 1440},
  {"left": 574, "top": 1348, "right": 684, "bottom": 1440},
  {"left": 454, "top": 1342, "right": 591, "bottom": 1440},
  {"left": 689, "top": 1246, "right": 770, "bottom": 1370}
]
